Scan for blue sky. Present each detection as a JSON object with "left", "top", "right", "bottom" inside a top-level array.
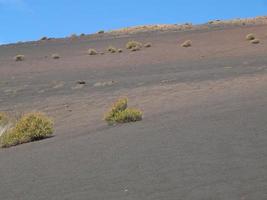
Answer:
[{"left": 0, "top": 0, "right": 267, "bottom": 44}]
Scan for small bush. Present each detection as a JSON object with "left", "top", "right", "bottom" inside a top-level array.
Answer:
[
  {"left": 88, "top": 49, "right": 98, "bottom": 55},
  {"left": 144, "top": 43, "right": 152, "bottom": 48},
  {"left": 104, "top": 98, "right": 142, "bottom": 125},
  {"left": 118, "top": 49, "right": 123, "bottom": 53},
  {"left": 52, "top": 54, "right": 60, "bottom": 59},
  {"left": 98, "top": 30, "right": 105, "bottom": 34},
  {"left": 113, "top": 108, "right": 142, "bottom": 123},
  {"left": 126, "top": 41, "right": 143, "bottom": 50},
  {"left": 246, "top": 33, "right": 255, "bottom": 41},
  {"left": 251, "top": 39, "right": 260, "bottom": 44},
  {"left": 14, "top": 55, "right": 25, "bottom": 61},
  {"left": 107, "top": 46, "right": 117, "bottom": 53},
  {"left": 106, "top": 98, "right": 128, "bottom": 118},
  {"left": 181, "top": 40, "right": 192, "bottom": 47},
  {"left": 0, "top": 112, "right": 53, "bottom": 148}
]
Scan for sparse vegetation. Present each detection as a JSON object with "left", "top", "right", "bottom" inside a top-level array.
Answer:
[
  {"left": 107, "top": 46, "right": 117, "bottom": 53},
  {"left": 80, "top": 33, "right": 86, "bottom": 37},
  {"left": 88, "top": 49, "right": 98, "bottom": 55},
  {"left": 98, "top": 30, "right": 105, "bottom": 34},
  {"left": 144, "top": 43, "right": 152, "bottom": 48},
  {"left": 246, "top": 33, "right": 255, "bottom": 41},
  {"left": 52, "top": 54, "right": 60, "bottom": 59},
  {"left": 251, "top": 39, "right": 260, "bottom": 44},
  {"left": 104, "top": 98, "right": 142, "bottom": 125},
  {"left": 126, "top": 41, "right": 143, "bottom": 50},
  {"left": 181, "top": 40, "right": 192, "bottom": 47},
  {"left": 14, "top": 55, "right": 25, "bottom": 61},
  {"left": 118, "top": 49, "right": 123, "bottom": 53},
  {"left": 0, "top": 112, "right": 53, "bottom": 148}
]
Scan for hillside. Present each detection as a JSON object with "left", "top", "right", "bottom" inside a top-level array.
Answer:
[{"left": 1, "top": 17, "right": 267, "bottom": 199}]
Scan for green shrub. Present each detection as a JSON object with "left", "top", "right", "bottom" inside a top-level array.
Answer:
[
  {"left": 181, "top": 40, "right": 192, "bottom": 47},
  {"left": 104, "top": 98, "right": 142, "bottom": 125},
  {"left": 107, "top": 46, "right": 117, "bottom": 53},
  {"left": 126, "top": 41, "right": 143, "bottom": 50},
  {"left": 0, "top": 112, "right": 53, "bottom": 148},
  {"left": 88, "top": 49, "right": 98, "bottom": 55},
  {"left": 14, "top": 55, "right": 25, "bottom": 61},
  {"left": 98, "top": 30, "right": 105, "bottom": 34},
  {"left": 105, "top": 98, "right": 128, "bottom": 120},
  {"left": 246, "top": 33, "right": 255, "bottom": 41},
  {"left": 113, "top": 108, "right": 142, "bottom": 123}
]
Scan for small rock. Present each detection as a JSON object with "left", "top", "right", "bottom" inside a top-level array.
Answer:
[{"left": 76, "top": 80, "right": 86, "bottom": 85}]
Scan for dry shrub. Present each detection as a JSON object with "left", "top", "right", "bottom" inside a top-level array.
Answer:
[
  {"left": 144, "top": 43, "right": 152, "bottom": 48},
  {"left": 104, "top": 98, "right": 142, "bottom": 125},
  {"left": 126, "top": 41, "right": 143, "bottom": 50},
  {"left": 14, "top": 55, "right": 25, "bottom": 61},
  {"left": 246, "top": 33, "right": 255, "bottom": 41},
  {"left": 181, "top": 40, "right": 192, "bottom": 47},
  {"left": 88, "top": 49, "right": 98, "bottom": 55},
  {"left": 107, "top": 46, "right": 117, "bottom": 53},
  {"left": 52, "top": 54, "right": 60, "bottom": 59},
  {"left": 0, "top": 112, "right": 53, "bottom": 148},
  {"left": 112, "top": 108, "right": 143, "bottom": 123},
  {"left": 251, "top": 39, "right": 260, "bottom": 44}
]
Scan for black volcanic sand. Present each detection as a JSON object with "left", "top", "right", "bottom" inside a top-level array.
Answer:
[{"left": 1, "top": 24, "right": 267, "bottom": 200}]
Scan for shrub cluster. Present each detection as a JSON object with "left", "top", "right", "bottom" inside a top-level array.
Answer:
[
  {"left": 126, "top": 41, "right": 143, "bottom": 51},
  {"left": 104, "top": 98, "right": 142, "bottom": 125}
]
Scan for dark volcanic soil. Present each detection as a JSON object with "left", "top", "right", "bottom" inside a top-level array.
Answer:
[{"left": 1, "top": 24, "right": 267, "bottom": 200}]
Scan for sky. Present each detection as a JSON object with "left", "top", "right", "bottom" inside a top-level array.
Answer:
[{"left": 0, "top": 0, "right": 267, "bottom": 44}]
